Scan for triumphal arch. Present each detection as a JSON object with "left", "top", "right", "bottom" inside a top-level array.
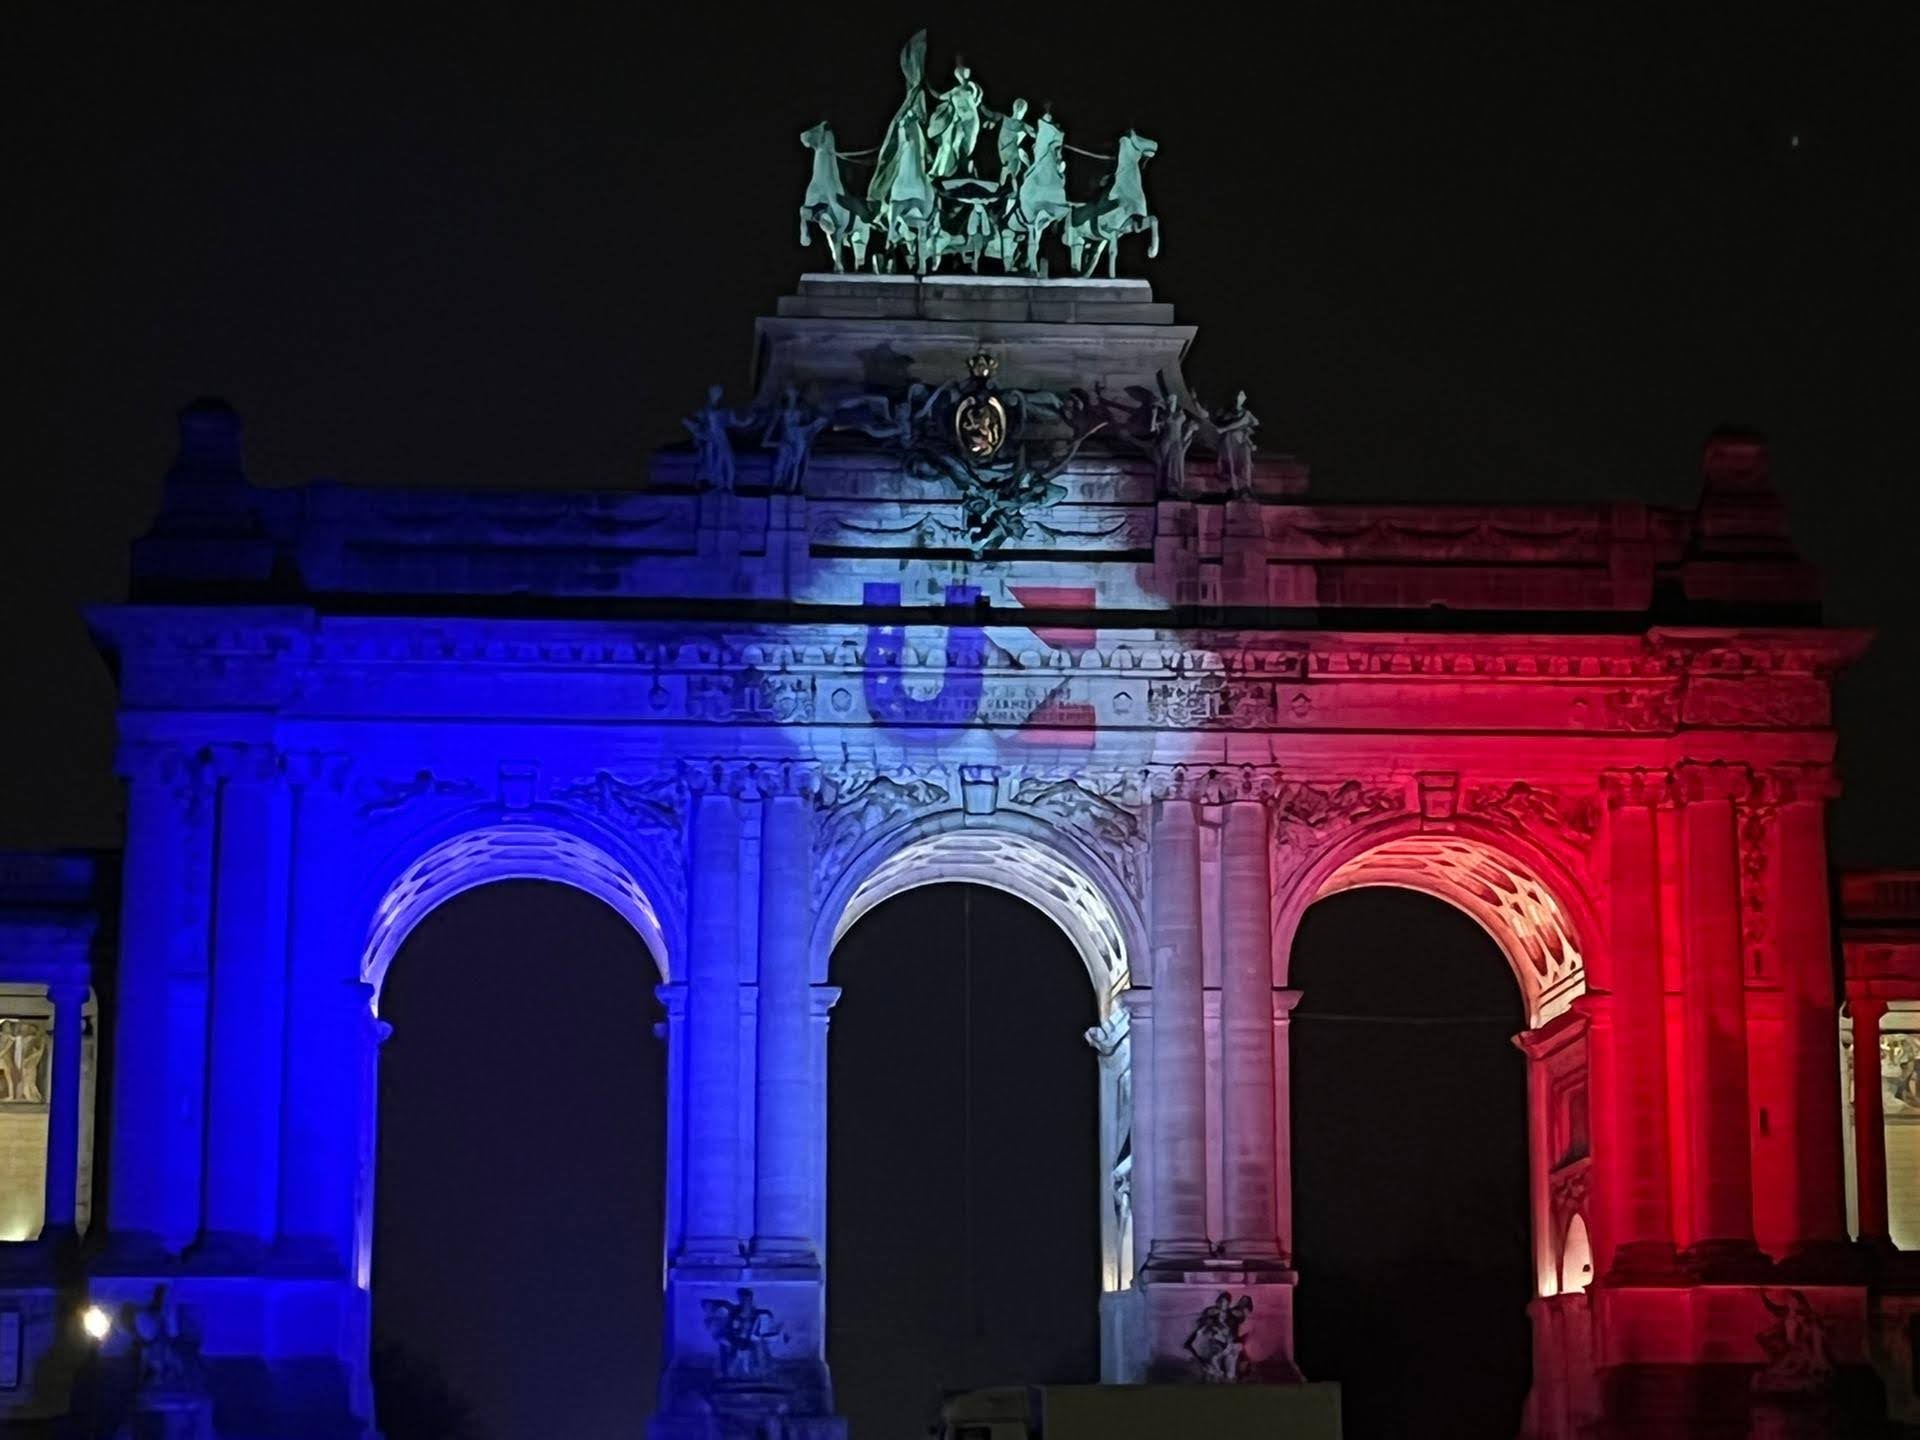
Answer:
[{"left": 12, "top": 33, "right": 1913, "bottom": 1440}]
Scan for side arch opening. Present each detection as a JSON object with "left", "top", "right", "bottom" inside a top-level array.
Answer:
[{"left": 1283, "top": 821, "right": 1595, "bottom": 1440}]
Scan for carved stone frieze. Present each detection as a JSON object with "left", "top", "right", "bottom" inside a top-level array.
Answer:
[
  {"left": 1467, "top": 781, "right": 1599, "bottom": 850},
  {"left": 1682, "top": 676, "right": 1830, "bottom": 729},
  {"left": 1146, "top": 675, "right": 1275, "bottom": 729}
]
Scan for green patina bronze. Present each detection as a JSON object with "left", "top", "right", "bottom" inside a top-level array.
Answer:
[{"left": 799, "top": 30, "right": 1160, "bottom": 278}]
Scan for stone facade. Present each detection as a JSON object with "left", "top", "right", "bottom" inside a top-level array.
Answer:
[{"left": 0, "top": 275, "right": 1908, "bottom": 1436}]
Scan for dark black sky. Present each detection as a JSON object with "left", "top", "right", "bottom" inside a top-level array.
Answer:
[{"left": 4, "top": 3, "right": 1918, "bottom": 860}]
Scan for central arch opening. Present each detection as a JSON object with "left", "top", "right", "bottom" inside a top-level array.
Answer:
[
  {"left": 371, "top": 879, "right": 667, "bottom": 1438},
  {"left": 828, "top": 883, "right": 1103, "bottom": 1438},
  {"left": 1289, "top": 886, "right": 1531, "bottom": 1439}
]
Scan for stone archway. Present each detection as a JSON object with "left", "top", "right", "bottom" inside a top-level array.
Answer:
[
  {"left": 363, "top": 819, "right": 673, "bottom": 1009},
  {"left": 815, "top": 813, "right": 1145, "bottom": 1319},
  {"left": 346, "top": 818, "right": 674, "bottom": 1411},
  {"left": 1274, "top": 816, "right": 1598, "bottom": 1434}
]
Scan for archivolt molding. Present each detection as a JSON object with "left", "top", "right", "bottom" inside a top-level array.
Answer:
[
  {"left": 1315, "top": 831, "right": 1590, "bottom": 1026},
  {"left": 823, "top": 817, "right": 1137, "bottom": 1017},
  {"left": 361, "top": 818, "right": 673, "bottom": 1008}
]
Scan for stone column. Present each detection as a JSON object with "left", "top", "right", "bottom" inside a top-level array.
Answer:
[
  {"left": 1272, "top": 988, "right": 1302, "bottom": 1263},
  {"left": 752, "top": 784, "right": 815, "bottom": 1261},
  {"left": 1219, "top": 800, "right": 1279, "bottom": 1258},
  {"left": 683, "top": 788, "right": 743, "bottom": 1259},
  {"left": 1848, "top": 996, "right": 1891, "bottom": 1246},
  {"left": 1120, "top": 989, "right": 1155, "bottom": 1281},
  {"left": 199, "top": 743, "right": 294, "bottom": 1256},
  {"left": 107, "top": 743, "right": 213, "bottom": 1255},
  {"left": 1147, "top": 796, "right": 1209, "bottom": 1263},
  {"left": 1770, "top": 768, "right": 1850, "bottom": 1254},
  {"left": 1676, "top": 763, "right": 1759, "bottom": 1263},
  {"left": 808, "top": 984, "right": 841, "bottom": 1260},
  {"left": 1600, "top": 770, "right": 1676, "bottom": 1272},
  {"left": 41, "top": 979, "right": 88, "bottom": 1234},
  {"left": 275, "top": 752, "right": 358, "bottom": 1267}
]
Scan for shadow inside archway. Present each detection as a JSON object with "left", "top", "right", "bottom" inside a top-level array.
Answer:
[
  {"left": 372, "top": 880, "right": 666, "bottom": 1439},
  {"left": 828, "top": 884, "right": 1101, "bottom": 1439},
  {"left": 1290, "top": 887, "right": 1532, "bottom": 1440}
]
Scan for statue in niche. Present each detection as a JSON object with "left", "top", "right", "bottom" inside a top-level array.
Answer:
[
  {"left": 0, "top": 1019, "right": 48, "bottom": 1104},
  {"left": 683, "top": 384, "right": 753, "bottom": 493},
  {"left": 702, "top": 1288, "right": 783, "bottom": 1381},
  {"left": 1752, "top": 1290, "right": 1834, "bottom": 1395},
  {"left": 1185, "top": 1291, "right": 1254, "bottom": 1382},
  {"left": 1214, "top": 390, "right": 1259, "bottom": 497},
  {"left": 762, "top": 386, "right": 828, "bottom": 494}
]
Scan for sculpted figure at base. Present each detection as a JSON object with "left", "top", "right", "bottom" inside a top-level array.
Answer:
[
  {"left": 1185, "top": 1291, "right": 1255, "bottom": 1382},
  {"left": 703, "top": 1288, "right": 784, "bottom": 1382},
  {"left": 1753, "top": 1290, "right": 1834, "bottom": 1395}
]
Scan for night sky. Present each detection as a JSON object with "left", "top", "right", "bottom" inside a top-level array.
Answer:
[{"left": 4, "top": 5, "right": 1916, "bottom": 1436}]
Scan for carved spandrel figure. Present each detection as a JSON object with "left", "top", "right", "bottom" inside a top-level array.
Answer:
[
  {"left": 762, "top": 386, "right": 827, "bottom": 493},
  {"left": 927, "top": 61, "right": 985, "bottom": 178},
  {"left": 683, "top": 385, "right": 752, "bottom": 493},
  {"left": 834, "top": 383, "right": 937, "bottom": 449},
  {"left": 1214, "top": 390, "right": 1259, "bottom": 497}
]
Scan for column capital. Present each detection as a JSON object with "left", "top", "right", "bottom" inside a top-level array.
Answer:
[
  {"left": 1766, "top": 761, "right": 1841, "bottom": 806},
  {"left": 808, "top": 983, "right": 842, "bottom": 1019},
  {"left": 655, "top": 980, "right": 687, "bottom": 1019},
  {"left": 1672, "top": 759, "right": 1754, "bottom": 804},
  {"left": 282, "top": 749, "right": 354, "bottom": 792},
  {"left": 685, "top": 758, "right": 824, "bottom": 802},
  {"left": 114, "top": 739, "right": 210, "bottom": 791},
  {"left": 1598, "top": 767, "right": 1673, "bottom": 808},
  {"left": 205, "top": 740, "right": 281, "bottom": 785},
  {"left": 1273, "top": 988, "right": 1304, "bottom": 1019},
  {"left": 1120, "top": 987, "right": 1154, "bottom": 1022},
  {"left": 1845, "top": 993, "right": 1889, "bottom": 1023},
  {"left": 1083, "top": 1009, "right": 1130, "bottom": 1056}
]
